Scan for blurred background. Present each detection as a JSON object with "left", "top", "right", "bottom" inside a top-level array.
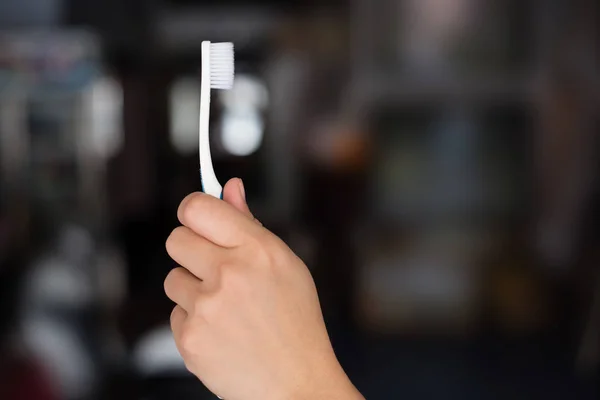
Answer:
[{"left": 0, "top": 0, "right": 599, "bottom": 399}]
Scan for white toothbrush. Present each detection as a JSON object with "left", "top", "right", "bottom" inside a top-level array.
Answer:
[{"left": 199, "top": 41, "right": 235, "bottom": 199}]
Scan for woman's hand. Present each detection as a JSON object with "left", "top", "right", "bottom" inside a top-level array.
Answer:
[{"left": 164, "top": 179, "right": 363, "bottom": 400}]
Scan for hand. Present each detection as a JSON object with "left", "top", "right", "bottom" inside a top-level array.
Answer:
[{"left": 164, "top": 179, "right": 363, "bottom": 400}]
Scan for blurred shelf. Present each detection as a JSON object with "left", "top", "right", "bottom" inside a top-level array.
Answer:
[
  {"left": 29, "top": 151, "right": 76, "bottom": 164},
  {"left": 352, "top": 72, "right": 536, "bottom": 108},
  {"left": 156, "top": 7, "right": 283, "bottom": 53}
]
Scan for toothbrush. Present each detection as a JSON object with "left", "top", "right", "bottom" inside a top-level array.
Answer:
[{"left": 199, "top": 41, "right": 235, "bottom": 199}]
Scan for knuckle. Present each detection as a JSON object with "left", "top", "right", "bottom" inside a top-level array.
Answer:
[
  {"left": 221, "top": 266, "right": 251, "bottom": 294},
  {"left": 254, "top": 236, "right": 286, "bottom": 271},
  {"left": 169, "top": 307, "right": 179, "bottom": 324},
  {"left": 217, "top": 258, "right": 235, "bottom": 273},
  {"left": 179, "top": 327, "right": 197, "bottom": 352},
  {"left": 192, "top": 297, "right": 205, "bottom": 315},
  {"left": 163, "top": 269, "right": 175, "bottom": 294},
  {"left": 246, "top": 235, "right": 270, "bottom": 263},
  {"left": 213, "top": 254, "right": 238, "bottom": 274},
  {"left": 200, "top": 297, "right": 221, "bottom": 320},
  {"left": 165, "top": 226, "right": 184, "bottom": 254},
  {"left": 164, "top": 267, "right": 184, "bottom": 296}
]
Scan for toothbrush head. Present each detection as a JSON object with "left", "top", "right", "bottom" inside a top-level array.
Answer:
[{"left": 207, "top": 42, "right": 235, "bottom": 90}]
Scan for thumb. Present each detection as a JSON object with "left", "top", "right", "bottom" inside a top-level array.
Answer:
[{"left": 222, "top": 178, "right": 259, "bottom": 224}]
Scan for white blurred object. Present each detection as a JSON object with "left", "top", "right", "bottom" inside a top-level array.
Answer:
[
  {"left": 25, "top": 257, "right": 95, "bottom": 306},
  {"left": 21, "top": 224, "right": 100, "bottom": 399},
  {"left": 25, "top": 225, "right": 95, "bottom": 307},
  {"left": 22, "top": 316, "right": 96, "bottom": 400},
  {"left": 170, "top": 77, "right": 200, "bottom": 154},
  {"left": 221, "top": 110, "right": 264, "bottom": 156},
  {"left": 87, "top": 76, "right": 124, "bottom": 159},
  {"left": 169, "top": 73, "right": 267, "bottom": 157},
  {"left": 219, "top": 74, "right": 267, "bottom": 156},
  {"left": 220, "top": 74, "right": 269, "bottom": 112},
  {"left": 133, "top": 325, "right": 187, "bottom": 376}
]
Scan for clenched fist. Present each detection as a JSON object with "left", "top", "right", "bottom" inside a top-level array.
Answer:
[{"left": 164, "top": 179, "right": 363, "bottom": 400}]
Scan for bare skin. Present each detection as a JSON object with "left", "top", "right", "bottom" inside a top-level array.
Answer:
[{"left": 164, "top": 178, "right": 364, "bottom": 400}]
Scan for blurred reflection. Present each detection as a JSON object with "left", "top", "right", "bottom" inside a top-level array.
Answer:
[
  {"left": 88, "top": 76, "right": 123, "bottom": 159},
  {"left": 220, "top": 74, "right": 267, "bottom": 156},
  {"left": 170, "top": 77, "right": 200, "bottom": 155},
  {"left": 21, "top": 225, "right": 96, "bottom": 399},
  {"left": 221, "top": 110, "right": 263, "bottom": 156}
]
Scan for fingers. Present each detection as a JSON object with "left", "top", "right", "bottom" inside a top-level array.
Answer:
[
  {"left": 164, "top": 267, "right": 204, "bottom": 312},
  {"left": 178, "top": 191, "right": 261, "bottom": 248},
  {"left": 222, "top": 178, "right": 253, "bottom": 219},
  {"left": 166, "top": 226, "right": 225, "bottom": 284},
  {"left": 222, "top": 178, "right": 263, "bottom": 227}
]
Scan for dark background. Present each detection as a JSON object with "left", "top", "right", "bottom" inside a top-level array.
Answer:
[{"left": 0, "top": 0, "right": 599, "bottom": 399}]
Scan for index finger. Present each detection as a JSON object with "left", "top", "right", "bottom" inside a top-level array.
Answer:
[{"left": 177, "top": 192, "right": 261, "bottom": 247}]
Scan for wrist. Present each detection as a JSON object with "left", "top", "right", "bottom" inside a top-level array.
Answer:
[
  {"left": 287, "top": 362, "right": 364, "bottom": 400},
  {"left": 302, "top": 375, "right": 363, "bottom": 400}
]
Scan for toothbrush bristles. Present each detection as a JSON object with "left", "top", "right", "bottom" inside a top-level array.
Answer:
[{"left": 210, "top": 42, "right": 234, "bottom": 90}]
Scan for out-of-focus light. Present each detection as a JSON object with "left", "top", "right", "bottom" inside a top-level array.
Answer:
[
  {"left": 88, "top": 76, "right": 123, "bottom": 158},
  {"left": 221, "top": 110, "right": 263, "bottom": 156},
  {"left": 220, "top": 73, "right": 268, "bottom": 111},
  {"left": 22, "top": 318, "right": 95, "bottom": 399},
  {"left": 170, "top": 74, "right": 267, "bottom": 156},
  {"left": 133, "top": 325, "right": 186, "bottom": 376},
  {"left": 219, "top": 74, "right": 267, "bottom": 156},
  {"left": 170, "top": 77, "right": 200, "bottom": 154}
]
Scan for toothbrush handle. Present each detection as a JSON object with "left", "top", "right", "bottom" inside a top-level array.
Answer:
[{"left": 200, "top": 173, "right": 223, "bottom": 199}]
